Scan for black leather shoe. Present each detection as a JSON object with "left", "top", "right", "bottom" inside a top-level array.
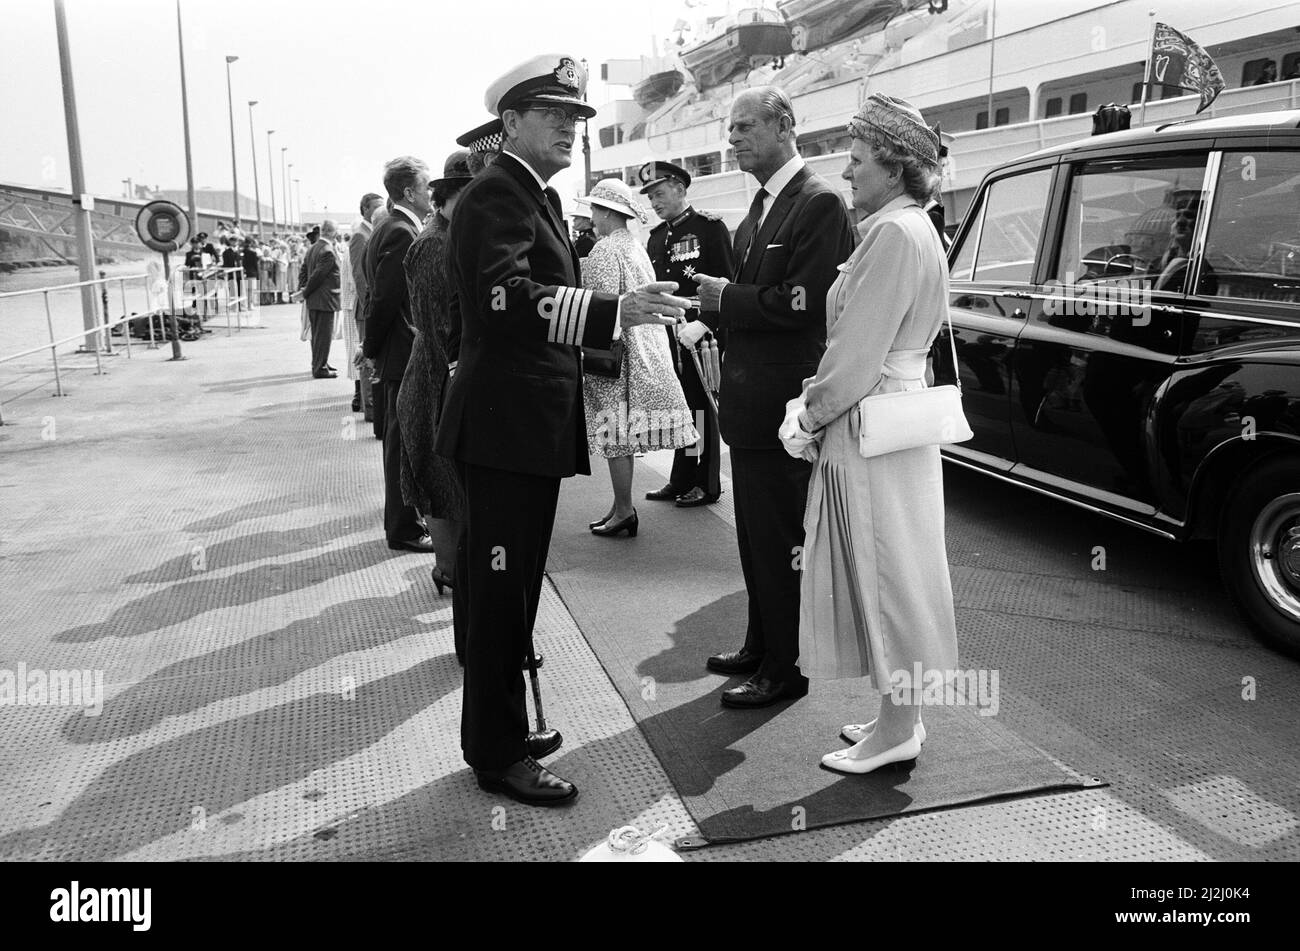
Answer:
[
  {"left": 645, "top": 483, "right": 685, "bottom": 501},
  {"left": 588, "top": 506, "right": 614, "bottom": 530},
  {"left": 720, "top": 674, "right": 809, "bottom": 709},
  {"left": 526, "top": 730, "right": 562, "bottom": 759},
  {"left": 475, "top": 757, "right": 578, "bottom": 807},
  {"left": 591, "top": 509, "right": 637, "bottom": 538},
  {"left": 675, "top": 487, "right": 720, "bottom": 507},
  {"left": 706, "top": 647, "right": 762, "bottom": 675},
  {"left": 312, "top": 369, "right": 338, "bottom": 379},
  {"left": 388, "top": 534, "right": 435, "bottom": 553},
  {"left": 522, "top": 652, "right": 543, "bottom": 670}
]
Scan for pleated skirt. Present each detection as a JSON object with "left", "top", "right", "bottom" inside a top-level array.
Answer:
[{"left": 797, "top": 391, "right": 959, "bottom": 694}]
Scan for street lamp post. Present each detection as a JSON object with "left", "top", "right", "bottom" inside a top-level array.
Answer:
[
  {"left": 176, "top": 0, "right": 197, "bottom": 234},
  {"left": 52, "top": 0, "right": 99, "bottom": 349},
  {"left": 287, "top": 163, "right": 294, "bottom": 229},
  {"left": 280, "top": 147, "right": 288, "bottom": 233},
  {"left": 224, "top": 55, "right": 240, "bottom": 228},
  {"left": 580, "top": 56, "right": 592, "bottom": 191},
  {"left": 266, "top": 130, "right": 277, "bottom": 233},
  {"left": 295, "top": 179, "right": 302, "bottom": 229},
  {"left": 248, "top": 101, "right": 263, "bottom": 236}
]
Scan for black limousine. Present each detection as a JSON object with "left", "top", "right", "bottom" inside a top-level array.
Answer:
[{"left": 939, "top": 110, "right": 1300, "bottom": 656}]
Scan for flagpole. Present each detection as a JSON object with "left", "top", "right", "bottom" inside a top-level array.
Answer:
[{"left": 1139, "top": 9, "right": 1156, "bottom": 126}]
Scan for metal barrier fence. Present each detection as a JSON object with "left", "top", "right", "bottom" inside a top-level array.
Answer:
[
  {"left": 170, "top": 266, "right": 260, "bottom": 330},
  {"left": 0, "top": 266, "right": 259, "bottom": 424}
]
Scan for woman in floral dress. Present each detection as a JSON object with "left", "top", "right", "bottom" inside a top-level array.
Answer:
[{"left": 579, "top": 179, "right": 698, "bottom": 538}]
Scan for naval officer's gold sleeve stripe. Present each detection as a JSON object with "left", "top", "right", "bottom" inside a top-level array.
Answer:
[
  {"left": 574, "top": 289, "right": 592, "bottom": 348},
  {"left": 551, "top": 287, "right": 569, "bottom": 345},
  {"left": 558, "top": 286, "right": 578, "bottom": 346}
]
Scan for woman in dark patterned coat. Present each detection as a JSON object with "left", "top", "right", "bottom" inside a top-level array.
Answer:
[{"left": 397, "top": 151, "right": 473, "bottom": 597}]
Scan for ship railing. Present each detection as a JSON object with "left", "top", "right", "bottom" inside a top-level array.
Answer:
[
  {"left": 0, "top": 273, "right": 150, "bottom": 424},
  {"left": 0, "top": 267, "right": 253, "bottom": 425},
  {"left": 171, "top": 266, "right": 260, "bottom": 331}
]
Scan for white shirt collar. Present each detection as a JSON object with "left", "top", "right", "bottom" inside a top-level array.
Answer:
[
  {"left": 501, "top": 150, "right": 549, "bottom": 193},
  {"left": 759, "top": 153, "right": 805, "bottom": 203},
  {"left": 392, "top": 204, "right": 423, "bottom": 230}
]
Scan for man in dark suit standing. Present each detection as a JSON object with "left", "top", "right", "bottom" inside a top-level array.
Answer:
[
  {"left": 349, "top": 192, "right": 384, "bottom": 414},
  {"left": 297, "top": 220, "right": 341, "bottom": 378},
  {"left": 640, "top": 159, "right": 736, "bottom": 508},
  {"left": 364, "top": 157, "right": 434, "bottom": 553},
  {"left": 692, "top": 86, "right": 855, "bottom": 708},
  {"left": 437, "top": 54, "right": 689, "bottom": 806}
]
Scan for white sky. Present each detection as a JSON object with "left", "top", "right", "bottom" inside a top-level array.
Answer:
[{"left": 1, "top": 0, "right": 693, "bottom": 221}]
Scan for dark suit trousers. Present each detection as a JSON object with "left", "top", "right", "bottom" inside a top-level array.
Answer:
[
  {"left": 459, "top": 462, "right": 560, "bottom": 771},
  {"left": 731, "top": 447, "right": 811, "bottom": 681},
  {"left": 308, "top": 310, "right": 334, "bottom": 373},
  {"left": 381, "top": 381, "right": 422, "bottom": 543},
  {"left": 669, "top": 350, "right": 721, "bottom": 496}
]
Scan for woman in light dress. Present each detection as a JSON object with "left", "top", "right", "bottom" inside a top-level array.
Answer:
[
  {"left": 782, "top": 94, "right": 958, "bottom": 775},
  {"left": 579, "top": 179, "right": 698, "bottom": 538}
]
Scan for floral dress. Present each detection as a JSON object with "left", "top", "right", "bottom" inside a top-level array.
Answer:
[{"left": 581, "top": 228, "right": 698, "bottom": 458}]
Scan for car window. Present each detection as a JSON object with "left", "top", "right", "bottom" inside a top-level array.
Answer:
[
  {"left": 1197, "top": 150, "right": 1300, "bottom": 305},
  {"left": 1054, "top": 155, "right": 1209, "bottom": 294},
  {"left": 952, "top": 168, "right": 1052, "bottom": 285}
]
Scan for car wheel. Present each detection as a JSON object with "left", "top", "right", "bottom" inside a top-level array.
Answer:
[{"left": 1219, "top": 456, "right": 1300, "bottom": 658}]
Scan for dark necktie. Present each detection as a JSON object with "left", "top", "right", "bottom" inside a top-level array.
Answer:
[
  {"left": 739, "top": 187, "right": 768, "bottom": 276},
  {"left": 544, "top": 186, "right": 564, "bottom": 223}
]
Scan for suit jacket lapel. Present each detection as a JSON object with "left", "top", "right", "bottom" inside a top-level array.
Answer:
[
  {"left": 497, "top": 156, "right": 578, "bottom": 282},
  {"left": 739, "top": 166, "right": 810, "bottom": 284}
]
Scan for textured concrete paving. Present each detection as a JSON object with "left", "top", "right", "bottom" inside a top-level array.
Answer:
[{"left": 1, "top": 304, "right": 1298, "bottom": 861}]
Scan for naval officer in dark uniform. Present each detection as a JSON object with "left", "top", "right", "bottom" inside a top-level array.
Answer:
[
  {"left": 436, "top": 54, "right": 690, "bottom": 806},
  {"left": 640, "top": 160, "right": 736, "bottom": 507}
]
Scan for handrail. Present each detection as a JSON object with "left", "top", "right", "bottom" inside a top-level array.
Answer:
[{"left": 0, "top": 276, "right": 145, "bottom": 299}]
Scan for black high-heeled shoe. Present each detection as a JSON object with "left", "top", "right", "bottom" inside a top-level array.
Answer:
[
  {"left": 591, "top": 509, "right": 638, "bottom": 538},
  {"left": 431, "top": 566, "right": 455, "bottom": 596},
  {"left": 588, "top": 505, "right": 615, "bottom": 530}
]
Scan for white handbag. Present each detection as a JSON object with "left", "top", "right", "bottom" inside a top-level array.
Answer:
[{"left": 857, "top": 311, "right": 973, "bottom": 459}]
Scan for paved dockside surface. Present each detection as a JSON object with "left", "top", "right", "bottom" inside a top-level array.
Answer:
[{"left": 1, "top": 304, "right": 1298, "bottom": 861}]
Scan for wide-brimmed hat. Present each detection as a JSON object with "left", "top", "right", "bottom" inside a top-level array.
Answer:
[
  {"left": 431, "top": 149, "right": 473, "bottom": 188},
  {"left": 575, "top": 178, "right": 647, "bottom": 224},
  {"left": 457, "top": 117, "right": 504, "bottom": 154},
  {"left": 636, "top": 160, "right": 691, "bottom": 194},
  {"left": 485, "top": 54, "right": 596, "bottom": 119},
  {"left": 848, "top": 93, "right": 940, "bottom": 166}
]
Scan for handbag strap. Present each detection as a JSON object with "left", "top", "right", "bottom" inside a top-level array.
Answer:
[{"left": 942, "top": 303, "right": 962, "bottom": 395}]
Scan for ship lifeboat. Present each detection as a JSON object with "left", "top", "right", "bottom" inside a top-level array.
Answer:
[
  {"left": 680, "top": 7, "right": 793, "bottom": 90},
  {"left": 633, "top": 69, "right": 686, "bottom": 109},
  {"left": 778, "top": 0, "right": 924, "bottom": 55}
]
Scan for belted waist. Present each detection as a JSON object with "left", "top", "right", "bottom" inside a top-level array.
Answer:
[{"left": 879, "top": 348, "right": 929, "bottom": 381}]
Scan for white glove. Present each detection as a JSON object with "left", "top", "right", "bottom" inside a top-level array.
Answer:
[
  {"left": 677, "top": 320, "right": 710, "bottom": 348},
  {"left": 778, "top": 397, "right": 818, "bottom": 459}
]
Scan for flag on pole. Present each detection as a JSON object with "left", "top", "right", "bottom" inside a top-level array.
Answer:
[{"left": 1149, "top": 22, "right": 1226, "bottom": 114}]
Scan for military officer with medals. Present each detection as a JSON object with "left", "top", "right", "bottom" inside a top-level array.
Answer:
[
  {"left": 639, "top": 160, "right": 736, "bottom": 507},
  {"left": 436, "top": 54, "right": 690, "bottom": 807}
]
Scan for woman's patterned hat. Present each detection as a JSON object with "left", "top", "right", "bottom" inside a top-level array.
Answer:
[
  {"left": 576, "top": 178, "right": 648, "bottom": 224},
  {"left": 849, "top": 93, "right": 940, "bottom": 166}
]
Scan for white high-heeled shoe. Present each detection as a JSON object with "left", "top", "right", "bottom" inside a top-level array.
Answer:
[
  {"left": 821, "top": 727, "right": 923, "bottom": 776},
  {"left": 841, "top": 717, "right": 926, "bottom": 745}
]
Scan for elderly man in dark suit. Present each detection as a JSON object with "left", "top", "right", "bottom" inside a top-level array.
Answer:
[
  {"left": 364, "top": 158, "right": 434, "bottom": 553},
  {"left": 350, "top": 192, "right": 384, "bottom": 414},
  {"left": 298, "top": 220, "right": 341, "bottom": 378},
  {"left": 691, "top": 85, "right": 855, "bottom": 708},
  {"left": 437, "top": 54, "right": 689, "bottom": 806}
]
